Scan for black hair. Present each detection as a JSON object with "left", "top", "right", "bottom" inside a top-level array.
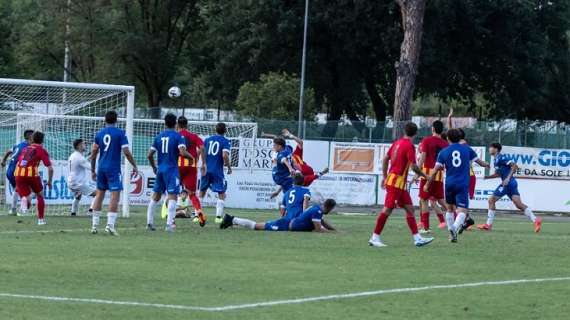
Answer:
[
  {"left": 323, "top": 198, "right": 336, "bottom": 213},
  {"left": 404, "top": 122, "right": 418, "bottom": 137},
  {"left": 458, "top": 128, "right": 466, "bottom": 140},
  {"left": 32, "top": 131, "right": 45, "bottom": 144},
  {"left": 293, "top": 173, "right": 304, "bottom": 186},
  {"left": 177, "top": 116, "right": 188, "bottom": 128},
  {"left": 490, "top": 142, "right": 502, "bottom": 152},
  {"left": 432, "top": 120, "right": 444, "bottom": 134},
  {"left": 73, "top": 138, "right": 84, "bottom": 150},
  {"left": 164, "top": 113, "right": 177, "bottom": 128},
  {"left": 447, "top": 128, "right": 462, "bottom": 143},
  {"left": 180, "top": 189, "right": 188, "bottom": 194},
  {"left": 23, "top": 130, "right": 34, "bottom": 140},
  {"left": 216, "top": 122, "right": 227, "bottom": 135},
  {"left": 273, "top": 137, "right": 286, "bottom": 147},
  {"left": 105, "top": 110, "right": 118, "bottom": 124},
  {"left": 440, "top": 132, "right": 448, "bottom": 141}
]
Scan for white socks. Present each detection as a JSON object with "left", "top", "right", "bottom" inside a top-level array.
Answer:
[
  {"left": 233, "top": 217, "right": 256, "bottom": 230},
  {"left": 166, "top": 199, "right": 176, "bottom": 226},
  {"left": 524, "top": 208, "right": 537, "bottom": 222},
  {"left": 445, "top": 212, "right": 455, "bottom": 231},
  {"left": 413, "top": 233, "right": 422, "bottom": 241},
  {"left": 20, "top": 197, "right": 28, "bottom": 214},
  {"left": 72, "top": 198, "right": 80, "bottom": 214},
  {"left": 371, "top": 233, "right": 381, "bottom": 242},
  {"left": 487, "top": 210, "right": 496, "bottom": 225},
  {"left": 453, "top": 212, "right": 466, "bottom": 231},
  {"left": 147, "top": 200, "right": 158, "bottom": 225},
  {"left": 11, "top": 194, "right": 18, "bottom": 210},
  {"left": 107, "top": 212, "right": 118, "bottom": 228},
  {"left": 92, "top": 211, "right": 101, "bottom": 228},
  {"left": 216, "top": 199, "right": 225, "bottom": 218}
]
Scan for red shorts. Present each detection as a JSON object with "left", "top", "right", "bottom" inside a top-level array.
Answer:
[
  {"left": 384, "top": 186, "right": 413, "bottom": 209},
  {"left": 469, "top": 175, "right": 476, "bottom": 199},
  {"left": 179, "top": 167, "right": 198, "bottom": 192},
  {"left": 15, "top": 176, "right": 43, "bottom": 197},
  {"left": 419, "top": 179, "right": 444, "bottom": 200}
]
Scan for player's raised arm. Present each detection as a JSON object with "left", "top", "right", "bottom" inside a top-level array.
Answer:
[
  {"left": 282, "top": 128, "right": 303, "bottom": 149},
  {"left": 447, "top": 107, "right": 454, "bottom": 129}
]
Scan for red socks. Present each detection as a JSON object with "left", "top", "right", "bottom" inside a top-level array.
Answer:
[
  {"left": 190, "top": 194, "right": 202, "bottom": 212},
  {"left": 37, "top": 196, "right": 45, "bottom": 219},
  {"left": 420, "top": 212, "right": 429, "bottom": 230},
  {"left": 406, "top": 212, "right": 419, "bottom": 235},
  {"left": 436, "top": 213, "right": 445, "bottom": 223},
  {"left": 373, "top": 211, "right": 389, "bottom": 235}
]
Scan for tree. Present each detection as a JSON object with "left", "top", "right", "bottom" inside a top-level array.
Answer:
[
  {"left": 393, "top": 0, "right": 427, "bottom": 138},
  {"left": 236, "top": 72, "right": 315, "bottom": 121}
]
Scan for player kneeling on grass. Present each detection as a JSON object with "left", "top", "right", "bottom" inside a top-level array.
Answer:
[
  {"left": 219, "top": 199, "right": 336, "bottom": 232},
  {"left": 160, "top": 190, "right": 193, "bottom": 220},
  {"left": 68, "top": 139, "right": 96, "bottom": 216},
  {"left": 477, "top": 142, "right": 542, "bottom": 233},
  {"left": 146, "top": 114, "right": 194, "bottom": 233},
  {"left": 424, "top": 129, "right": 490, "bottom": 243}
]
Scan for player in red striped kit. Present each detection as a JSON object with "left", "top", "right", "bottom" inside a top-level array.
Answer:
[
  {"left": 14, "top": 131, "right": 53, "bottom": 225},
  {"left": 415, "top": 120, "right": 448, "bottom": 233},
  {"left": 368, "top": 122, "right": 434, "bottom": 248},
  {"left": 176, "top": 116, "right": 207, "bottom": 227}
]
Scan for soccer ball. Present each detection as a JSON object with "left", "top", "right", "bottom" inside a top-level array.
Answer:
[{"left": 168, "top": 86, "right": 181, "bottom": 99}]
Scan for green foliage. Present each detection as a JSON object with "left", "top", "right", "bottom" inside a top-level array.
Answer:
[{"left": 236, "top": 72, "right": 315, "bottom": 120}]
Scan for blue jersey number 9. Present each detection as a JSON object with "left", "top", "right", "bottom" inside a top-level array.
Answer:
[{"left": 103, "top": 134, "right": 111, "bottom": 152}]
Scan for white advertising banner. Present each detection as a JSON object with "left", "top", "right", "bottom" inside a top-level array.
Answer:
[
  {"left": 309, "top": 174, "right": 377, "bottom": 206},
  {"left": 501, "top": 146, "right": 570, "bottom": 180}
]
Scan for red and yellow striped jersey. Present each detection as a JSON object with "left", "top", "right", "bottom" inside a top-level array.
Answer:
[{"left": 14, "top": 144, "right": 51, "bottom": 177}]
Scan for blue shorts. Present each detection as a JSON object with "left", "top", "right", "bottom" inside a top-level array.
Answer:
[
  {"left": 6, "top": 168, "right": 16, "bottom": 188},
  {"left": 96, "top": 169, "right": 122, "bottom": 192},
  {"left": 275, "top": 177, "right": 293, "bottom": 192},
  {"left": 289, "top": 219, "right": 314, "bottom": 232},
  {"left": 153, "top": 170, "right": 180, "bottom": 195},
  {"left": 493, "top": 181, "right": 519, "bottom": 199},
  {"left": 445, "top": 184, "right": 470, "bottom": 209},
  {"left": 264, "top": 218, "right": 291, "bottom": 231},
  {"left": 199, "top": 172, "right": 227, "bottom": 193}
]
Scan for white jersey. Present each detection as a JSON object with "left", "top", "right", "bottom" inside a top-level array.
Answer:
[{"left": 68, "top": 151, "right": 91, "bottom": 189}]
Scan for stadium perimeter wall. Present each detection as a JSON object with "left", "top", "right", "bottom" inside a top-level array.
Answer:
[{"left": 4, "top": 139, "right": 570, "bottom": 213}]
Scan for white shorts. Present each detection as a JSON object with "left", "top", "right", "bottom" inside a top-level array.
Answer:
[{"left": 69, "top": 182, "right": 96, "bottom": 197}]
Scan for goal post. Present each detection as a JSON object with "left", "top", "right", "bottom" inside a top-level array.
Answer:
[{"left": 0, "top": 78, "right": 135, "bottom": 217}]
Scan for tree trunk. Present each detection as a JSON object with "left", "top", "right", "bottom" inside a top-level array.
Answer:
[{"left": 392, "top": 0, "right": 427, "bottom": 139}]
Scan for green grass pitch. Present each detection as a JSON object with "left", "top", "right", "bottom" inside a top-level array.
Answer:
[{"left": 0, "top": 207, "right": 569, "bottom": 319}]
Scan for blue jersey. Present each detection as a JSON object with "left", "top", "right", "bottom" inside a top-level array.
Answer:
[
  {"left": 436, "top": 143, "right": 478, "bottom": 189},
  {"left": 7, "top": 141, "right": 29, "bottom": 173},
  {"left": 494, "top": 153, "right": 516, "bottom": 181},
  {"left": 290, "top": 205, "right": 323, "bottom": 232},
  {"left": 204, "top": 135, "right": 231, "bottom": 177},
  {"left": 282, "top": 185, "right": 311, "bottom": 220},
  {"left": 151, "top": 129, "right": 186, "bottom": 173},
  {"left": 272, "top": 148, "right": 292, "bottom": 183},
  {"left": 94, "top": 125, "right": 128, "bottom": 172}
]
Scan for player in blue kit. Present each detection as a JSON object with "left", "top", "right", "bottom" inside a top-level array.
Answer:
[
  {"left": 425, "top": 129, "right": 489, "bottom": 242},
  {"left": 1, "top": 129, "right": 34, "bottom": 215},
  {"left": 271, "top": 137, "right": 295, "bottom": 194},
  {"left": 146, "top": 114, "right": 194, "bottom": 232},
  {"left": 199, "top": 122, "right": 232, "bottom": 224},
  {"left": 477, "top": 142, "right": 542, "bottom": 233},
  {"left": 90, "top": 110, "right": 138, "bottom": 235},
  {"left": 280, "top": 173, "right": 311, "bottom": 219},
  {"left": 219, "top": 174, "right": 310, "bottom": 231},
  {"left": 289, "top": 199, "right": 337, "bottom": 232}
]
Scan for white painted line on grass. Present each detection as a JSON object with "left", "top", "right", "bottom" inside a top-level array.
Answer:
[{"left": 0, "top": 277, "right": 569, "bottom": 312}]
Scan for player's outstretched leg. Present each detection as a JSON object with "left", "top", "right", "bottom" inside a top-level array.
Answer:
[
  {"left": 478, "top": 196, "right": 497, "bottom": 231},
  {"left": 512, "top": 195, "right": 541, "bottom": 233}
]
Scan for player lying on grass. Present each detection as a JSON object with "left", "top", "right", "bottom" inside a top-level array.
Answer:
[
  {"left": 219, "top": 198, "right": 337, "bottom": 232},
  {"left": 14, "top": 131, "right": 53, "bottom": 225},
  {"left": 280, "top": 173, "right": 311, "bottom": 219},
  {"left": 424, "top": 129, "right": 490, "bottom": 243},
  {"left": 1, "top": 129, "right": 34, "bottom": 216},
  {"left": 160, "top": 190, "right": 194, "bottom": 220},
  {"left": 414, "top": 120, "right": 448, "bottom": 233},
  {"left": 477, "top": 142, "right": 542, "bottom": 233},
  {"left": 146, "top": 113, "right": 194, "bottom": 232},
  {"left": 199, "top": 122, "right": 232, "bottom": 224},
  {"left": 91, "top": 110, "right": 138, "bottom": 235},
  {"left": 262, "top": 129, "right": 328, "bottom": 198},
  {"left": 68, "top": 139, "right": 96, "bottom": 217},
  {"left": 369, "top": 122, "right": 434, "bottom": 248}
]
